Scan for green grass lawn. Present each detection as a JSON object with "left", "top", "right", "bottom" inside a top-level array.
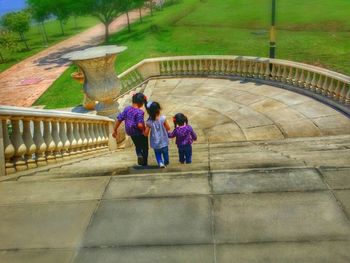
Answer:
[
  {"left": 0, "top": 16, "right": 99, "bottom": 72},
  {"left": 35, "top": 0, "right": 350, "bottom": 109}
]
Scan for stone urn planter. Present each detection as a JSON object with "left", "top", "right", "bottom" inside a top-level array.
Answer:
[
  {"left": 71, "top": 70, "right": 96, "bottom": 111},
  {"left": 63, "top": 45, "right": 127, "bottom": 117}
]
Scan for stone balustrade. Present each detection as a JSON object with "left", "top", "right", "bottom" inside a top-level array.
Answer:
[
  {"left": 118, "top": 56, "right": 350, "bottom": 115},
  {"left": 0, "top": 106, "right": 117, "bottom": 176}
]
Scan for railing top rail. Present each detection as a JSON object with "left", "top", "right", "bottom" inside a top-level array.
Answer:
[
  {"left": 0, "top": 105, "right": 114, "bottom": 122},
  {"left": 118, "top": 55, "right": 350, "bottom": 83}
]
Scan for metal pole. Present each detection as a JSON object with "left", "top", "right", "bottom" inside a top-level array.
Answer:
[{"left": 269, "top": 0, "right": 276, "bottom": 58}]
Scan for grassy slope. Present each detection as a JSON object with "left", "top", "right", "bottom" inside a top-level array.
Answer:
[
  {"left": 0, "top": 16, "right": 99, "bottom": 72},
  {"left": 35, "top": 0, "right": 350, "bottom": 109}
]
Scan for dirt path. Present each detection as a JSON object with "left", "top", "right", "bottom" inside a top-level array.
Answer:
[{"left": 0, "top": 9, "right": 147, "bottom": 107}]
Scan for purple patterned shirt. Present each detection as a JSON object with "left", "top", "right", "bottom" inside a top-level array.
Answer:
[
  {"left": 168, "top": 125, "right": 197, "bottom": 146},
  {"left": 117, "top": 106, "right": 145, "bottom": 136}
]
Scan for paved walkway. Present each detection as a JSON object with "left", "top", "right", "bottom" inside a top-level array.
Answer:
[
  {"left": 0, "top": 9, "right": 147, "bottom": 107},
  {"left": 1, "top": 136, "right": 350, "bottom": 262},
  {"left": 0, "top": 79, "right": 350, "bottom": 262}
]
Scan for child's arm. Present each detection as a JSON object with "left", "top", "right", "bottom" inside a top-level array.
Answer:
[
  {"left": 113, "top": 109, "right": 126, "bottom": 138},
  {"left": 136, "top": 111, "right": 145, "bottom": 131},
  {"left": 143, "top": 121, "right": 151, "bottom": 137},
  {"left": 164, "top": 119, "right": 171, "bottom": 131},
  {"left": 189, "top": 126, "right": 197, "bottom": 141},
  {"left": 168, "top": 128, "right": 177, "bottom": 139},
  {"left": 112, "top": 120, "right": 122, "bottom": 138}
]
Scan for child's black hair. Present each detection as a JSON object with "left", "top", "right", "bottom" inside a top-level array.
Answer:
[
  {"left": 173, "top": 113, "right": 188, "bottom": 127},
  {"left": 146, "top": 101, "right": 161, "bottom": 121},
  {"left": 132, "top": 92, "right": 147, "bottom": 106}
]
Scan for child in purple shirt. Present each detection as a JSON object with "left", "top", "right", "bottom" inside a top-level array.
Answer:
[
  {"left": 113, "top": 93, "right": 148, "bottom": 166},
  {"left": 168, "top": 113, "right": 197, "bottom": 164}
]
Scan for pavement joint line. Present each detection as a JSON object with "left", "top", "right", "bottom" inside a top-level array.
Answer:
[
  {"left": 207, "top": 141, "right": 217, "bottom": 263},
  {"left": 315, "top": 167, "right": 350, "bottom": 224},
  {"left": 8, "top": 238, "right": 349, "bottom": 252},
  {"left": 69, "top": 176, "right": 113, "bottom": 263},
  {"left": 0, "top": 149, "right": 111, "bottom": 182},
  {"left": 97, "top": 189, "right": 333, "bottom": 203},
  {"left": 0, "top": 199, "right": 99, "bottom": 208},
  {"left": 0, "top": 185, "right": 335, "bottom": 207}
]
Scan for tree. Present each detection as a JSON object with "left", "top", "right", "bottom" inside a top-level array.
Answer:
[
  {"left": 49, "top": 0, "right": 71, "bottom": 35},
  {"left": 77, "top": 0, "right": 123, "bottom": 42},
  {"left": 147, "top": 0, "right": 155, "bottom": 16},
  {"left": 0, "top": 30, "right": 19, "bottom": 63},
  {"left": 1, "top": 11, "right": 31, "bottom": 50},
  {"left": 120, "top": 0, "right": 133, "bottom": 33},
  {"left": 134, "top": 0, "right": 145, "bottom": 22},
  {"left": 27, "top": 0, "right": 50, "bottom": 45}
]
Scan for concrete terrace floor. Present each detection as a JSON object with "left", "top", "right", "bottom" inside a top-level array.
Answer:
[{"left": 1, "top": 78, "right": 350, "bottom": 262}]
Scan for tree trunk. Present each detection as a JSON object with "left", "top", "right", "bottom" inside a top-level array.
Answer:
[
  {"left": 19, "top": 32, "right": 30, "bottom": 50},
  {"left": 126, "top": 11, "right": 131, "bottom": 32},
  {"left": 0, "top": 52, "right": 4, "bottom": 63},
  {"left": 74, "top": 15, "right": 78, "bottom": 29},
  {"left": 139, "top": 8, "right": 143, "bottom": 22},
  {"left": 150, "top": 1, "right": 153, "bottom": 16},
  {"left": 104, "top": 23, "right": 109, "bottom": 42},
  {"left": 41, "top": 22, "right": 49, "bottom": 44},
  {"left": 59, "top": 20, "right": 65, "bottom": 35}
]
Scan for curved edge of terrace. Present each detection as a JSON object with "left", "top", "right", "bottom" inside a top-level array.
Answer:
[
  {"left": 1, "top": 55, "right": 350, "bottom": 177},
  {"left": 117, "top": 55, "right": 350, "bottom": 117}
]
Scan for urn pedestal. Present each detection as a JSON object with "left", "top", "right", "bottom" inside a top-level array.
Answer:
[{"left": 63, "top": 46, "right": 127, "bottom": 118}]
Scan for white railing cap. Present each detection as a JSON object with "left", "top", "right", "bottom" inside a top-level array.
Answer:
[
  {"left": 119, "top": 55, "right": 350, "bottom": 83},
  {"left": 0, "top": 105, "right": 114, "bottom": 122}
]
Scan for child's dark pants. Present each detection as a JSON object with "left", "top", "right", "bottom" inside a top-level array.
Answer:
[
  {"left": 131, "top": 135, "right": 149, "bottom": 165},
  {"left": 178, "top": 144, "right": 192, "bottom": 164},
  {"left": 154, "top": 146, "right": 169, "bottom": 166}
]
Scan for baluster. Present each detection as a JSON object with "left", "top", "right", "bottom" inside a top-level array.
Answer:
[
  {"left": 270, "top": 64, "right": 277, "bottom": 80},
  {"left": 304, "top": 71, "right": 312, "bottom": 89},
  {"left": 59, "top": 120, "right": 70, "bottom": 159},
  {"left": 253, "top": 62, "right": 259, "bottom": 78},
  {"left": 258, "top": 62, "right": 265, "bottom": 79},
  {"left": 247, "top": 61, "right": 252, "bottom": 77},
  {"left": 9, "top": 118, "right": 27, "bottom": 171},
  {"left": 281, "top": 65, "right": 288, "bottom": 83},
  {"left": 84, "top": 122, "right": 91, "bottom": 153},
  {"left": 321, "top": 77, "right": 329, "bottom": 95},
  {"left": 43, "top": 119, "right": 56, "bottom": 164},
  {"left": 292, "top": 68, "right": 299, "bottom": 86},
  {"left": 316, "top": 75, "right": 324, "bottom": 93},
  {"left": 333, "top": 81, "right": 342, "bottom": 100},
  {"left": 33, "top": 119, "right": 47, "bottom": 166},
  {"left": 160, "top": 61, "right": 165, "bottom": 74},
  {"left": 286, "top": 67, "right": 293, "bottom": 84},
  {"left": 51, "top": 120, "right": 63, "bottom": 161},
  {"left": 79, "top": 122, "right": 88, "bottom": 154},
  {"left": 188, "top": 60, "right": 193, "bottom": 75},
  {"left": 66, "top": 121, "right": 77, "bottom": 155},
  {"left": 1, "top": 118, "right": 15, "bottom": 174},
  {"left": 98, "top": 123, "right": 105, "bottom": 147},
  {"left": 298, "top": 70, "right": 305, "bottom": 88},
  {"left": 241, "top": 60, "right": 247, "bottom": 77},
  {"left": 345, "top": 85, "right": 350, "bottom": 104},
  {"left": 264, "top": 62, "right": 270, "bottom": 79},
  {"left": 22, "top": 119, "right": 37, "bottom": 169},
  {"left": 310, "top": 72, "right": 317, "bottom": 91},
  {"left": 340, "top": 83, "right": 347, "bottom": 103},
  {"left": 89, "top": 122, "right": 97, "bottom": 150},
  {"left": 93, "top": 122, "right": 101, "bottom": 149},
  {"left": 327, "top": 79, "right": 335, "bottom": 97},
  {"left": 236, "top": 60, "right": 242, "bottom": 76},
  {"left": 73, "top": 122, "right": 82, "bottom": 155},
  {"left": 276, "top": 65, "right": 282, "bottom": 82}
]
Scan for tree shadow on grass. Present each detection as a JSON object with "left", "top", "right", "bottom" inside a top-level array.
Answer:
[{"left": 34, "top": 44, "right": 96, "bottom": 68}]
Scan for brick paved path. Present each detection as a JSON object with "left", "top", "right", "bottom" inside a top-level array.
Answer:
[{"left": 0, "top": 10, "right": 146, "bottom": 107}]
